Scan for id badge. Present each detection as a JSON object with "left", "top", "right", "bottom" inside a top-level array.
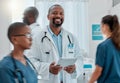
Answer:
[
  {"left": 68, "top": 43, "right": 74, "bottom": 54},
  {"left": 68, "top": 43, "right": 74, "bottom": 48}
]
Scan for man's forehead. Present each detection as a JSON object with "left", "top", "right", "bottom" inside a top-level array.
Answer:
[{"left": 49, "top": 5, "right": 64, "bottom": 13}]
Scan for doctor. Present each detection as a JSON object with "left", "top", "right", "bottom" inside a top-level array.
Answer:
[
  {"left": 23, "top": 6, "right": 41, "bottom": 38},
  {"left": 28, "top": 4, "right": 83, "bottom": 83}
]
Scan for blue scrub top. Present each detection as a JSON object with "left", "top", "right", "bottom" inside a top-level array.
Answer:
[
  {"left": 0, "top": 55, "right": 38, "bottom": 83},
  {"left": 96, "top": 38, "right": 120, "bottom": 83}
]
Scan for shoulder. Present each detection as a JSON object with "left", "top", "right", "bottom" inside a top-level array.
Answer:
[
  {"left": 62, "top": 29, "right": 79, "bottom": 45},
  {"left": 62, "top": 28, "right": 75, "bottom": 38},
  {"left": 34, "top": 28, "right": 46, "bottom": 39},
  {"left": 0, "top": 55, "right": 14, "bottom": 70},
  {"left": 97, "top": 38, "right": 113, "bottom": 49},
  {"left": 32, "top": 27, "right": 49, "bottom": 45},
  {"left": 62, "top": 28, "right": 72, "bottom": 34}
]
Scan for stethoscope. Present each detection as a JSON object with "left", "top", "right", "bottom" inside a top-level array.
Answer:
[
  {"left": 11, "top": 56, "right": 38, "bottom": 83},
  {"left": 41, "top": 31, "right": 72, "bottom": 44},
  {"left": 41, "top": 32, "right": 50, "bottom": 43},
  {"left": 41, "top": 31, "right": 74, "bottom": 55}
]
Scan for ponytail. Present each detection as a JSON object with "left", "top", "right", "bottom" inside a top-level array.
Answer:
[
  {"left": 102, "top": 15, "right": 120, "bottom": 49},
  {"left": 111, "top": 15, "right": 120, "bottom": 49}
]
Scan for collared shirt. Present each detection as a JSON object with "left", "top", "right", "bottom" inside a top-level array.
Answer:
[
  {"left": 48, "top": 26, "right": 62, "bottom": 57},
  {"left": 48, "top": 26, "right": 63, "bottom": 82}
]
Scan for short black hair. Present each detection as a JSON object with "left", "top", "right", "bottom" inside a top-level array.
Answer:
[
  {"left": 48, "top": 4, "right": 63, "bottom": 14},
  {"left": 7, "top": 22, "right": 27, "bottom": 43},
  {"left": 24, "top": 7, "right": 39, "bottom": 19}
]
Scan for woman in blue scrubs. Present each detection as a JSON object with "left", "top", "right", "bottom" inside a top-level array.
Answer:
[
  {"left": 89, "top": 15, "right": 120, "bottom": 83},
  {"left": 0, "top": 22, "right": 38, "bottom": 83}
]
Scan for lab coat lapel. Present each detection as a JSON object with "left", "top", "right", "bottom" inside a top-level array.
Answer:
[
  {"left": 62, "top": 29, "right": 68, "bottom": 58},
  {"left": 45, "top": 28, "right": 57, "bottom": 49},
  {"left": 44, "top": 27, "right": 59, "bottom": 61}
]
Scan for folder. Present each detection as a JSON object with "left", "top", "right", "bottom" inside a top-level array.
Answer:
[{"left": 57, "top": 58, "right": 77, "bottom": 67}]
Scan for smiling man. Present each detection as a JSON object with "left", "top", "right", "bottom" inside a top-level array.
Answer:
[
  {"left": 48, "top": 4, "right": 64, "bottom": 28},
  {"left": 28, "top": 4, "right": 83, "bottom": 83}
]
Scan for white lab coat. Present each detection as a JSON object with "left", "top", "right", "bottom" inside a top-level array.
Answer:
[
  {"left": 28, "top": 26, "right": 83, "bottom": 83},
  {"left": 24, "top": 22, "right": 41, "bottom": 56},
  {"left": 29, "top": 22, "right": 41, "bottom": 38}
]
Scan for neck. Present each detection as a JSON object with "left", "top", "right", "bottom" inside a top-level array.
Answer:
[
  {"left": 49, "top": 25, "right": 61, "bottom": 35},
  {"left": 11, "top": 49, "right": 26, "bottom": 65}
]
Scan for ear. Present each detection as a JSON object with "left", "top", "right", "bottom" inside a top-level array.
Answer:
[{"left": 11, "top": 37, "right": 18, "bottom": 45}]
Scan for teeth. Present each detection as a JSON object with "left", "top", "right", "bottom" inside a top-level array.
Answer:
[{"left": 55, "top": 19, "right": 61, "bottom": 22}]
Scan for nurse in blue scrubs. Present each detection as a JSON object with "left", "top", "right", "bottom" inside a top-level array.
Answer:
[
  {"left": 0, "top": 22, "right": 38, "bottom": 83},
  {"left": 89, "top": 15, "right": 120, "bottom": 83}
]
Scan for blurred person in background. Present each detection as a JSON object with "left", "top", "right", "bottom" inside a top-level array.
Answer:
[{"left": 23, "top": 6, "right": 41, "bottom": 38}]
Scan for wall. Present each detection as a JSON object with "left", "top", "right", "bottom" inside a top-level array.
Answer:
[
  {"left": 88, "top": 0, "right": 112, "bottom": 58},
  {"left": 0, "top": 0, "right": 34, "bottom": 59},
  {"left": 111, "top": 3, "right": 120, "bottom": 19},
  {"left": 12, "top": 0, "right": 34, "bottom": 22},
  {"left": 0, "top": 1, "right": 12, "bottom": 59}
]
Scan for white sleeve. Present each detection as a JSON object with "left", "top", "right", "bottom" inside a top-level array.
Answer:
[{"left": 71, "top": 36, "right": 83, "bottom": 79}]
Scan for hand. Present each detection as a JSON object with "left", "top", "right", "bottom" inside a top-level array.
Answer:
[
  {"left": 49, "top": 62, "right": 62, "bottom": 75},
  {"left": 64, "top": 64, "right": 76, "bottom": 74}
]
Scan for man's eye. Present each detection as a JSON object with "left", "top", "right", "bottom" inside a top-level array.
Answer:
[{"left": 52, "top": 12, "right": 57, "bottom": 14}]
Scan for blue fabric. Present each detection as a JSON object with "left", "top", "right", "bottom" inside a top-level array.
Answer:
[
  {"left": 96, "top": 38, "right": 120, "bottom": 83},
  {"left": 48, "top": 27, "right": 63, "bottom": 81},
  {"left": 48, "top": 27, "right": 62, "bottom": 57},
  {"left": 0, "top": 55, "right": 37, "bottom": 83}
]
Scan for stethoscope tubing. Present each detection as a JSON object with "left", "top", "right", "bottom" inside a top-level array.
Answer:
[
  {"left": 11, "top": 56, "right": 37, "bottom": 83},
  {"left": 41, "top": 31, "right": 72, "bottom": 44}
]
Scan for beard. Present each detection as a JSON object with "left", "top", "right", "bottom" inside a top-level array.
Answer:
[{"left": 52, "top": 18, "right": 63, "bottom": 27}]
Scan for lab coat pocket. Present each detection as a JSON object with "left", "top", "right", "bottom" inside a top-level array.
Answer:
[
  {"left": 43, "top": 49, "right": 54, "bottom": 62},
  {"left": 41, "top": 41, "right": 53, "bottom": 62},
  {"left": 43, "top": 51, "right": 51, "bottom": 62}
]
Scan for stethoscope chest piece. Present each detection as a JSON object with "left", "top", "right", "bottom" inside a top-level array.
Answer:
[{"left": 37, "top": 75, "right": 42, "bottom": 80}]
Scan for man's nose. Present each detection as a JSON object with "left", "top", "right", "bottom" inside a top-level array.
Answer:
[{"left": 55, "top": 13, "right": 62, "bottom": 18}]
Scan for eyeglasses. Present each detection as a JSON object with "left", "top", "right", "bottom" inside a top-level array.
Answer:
[{"left": 14, "top": 33, "right": 32, "bottom": 39}]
